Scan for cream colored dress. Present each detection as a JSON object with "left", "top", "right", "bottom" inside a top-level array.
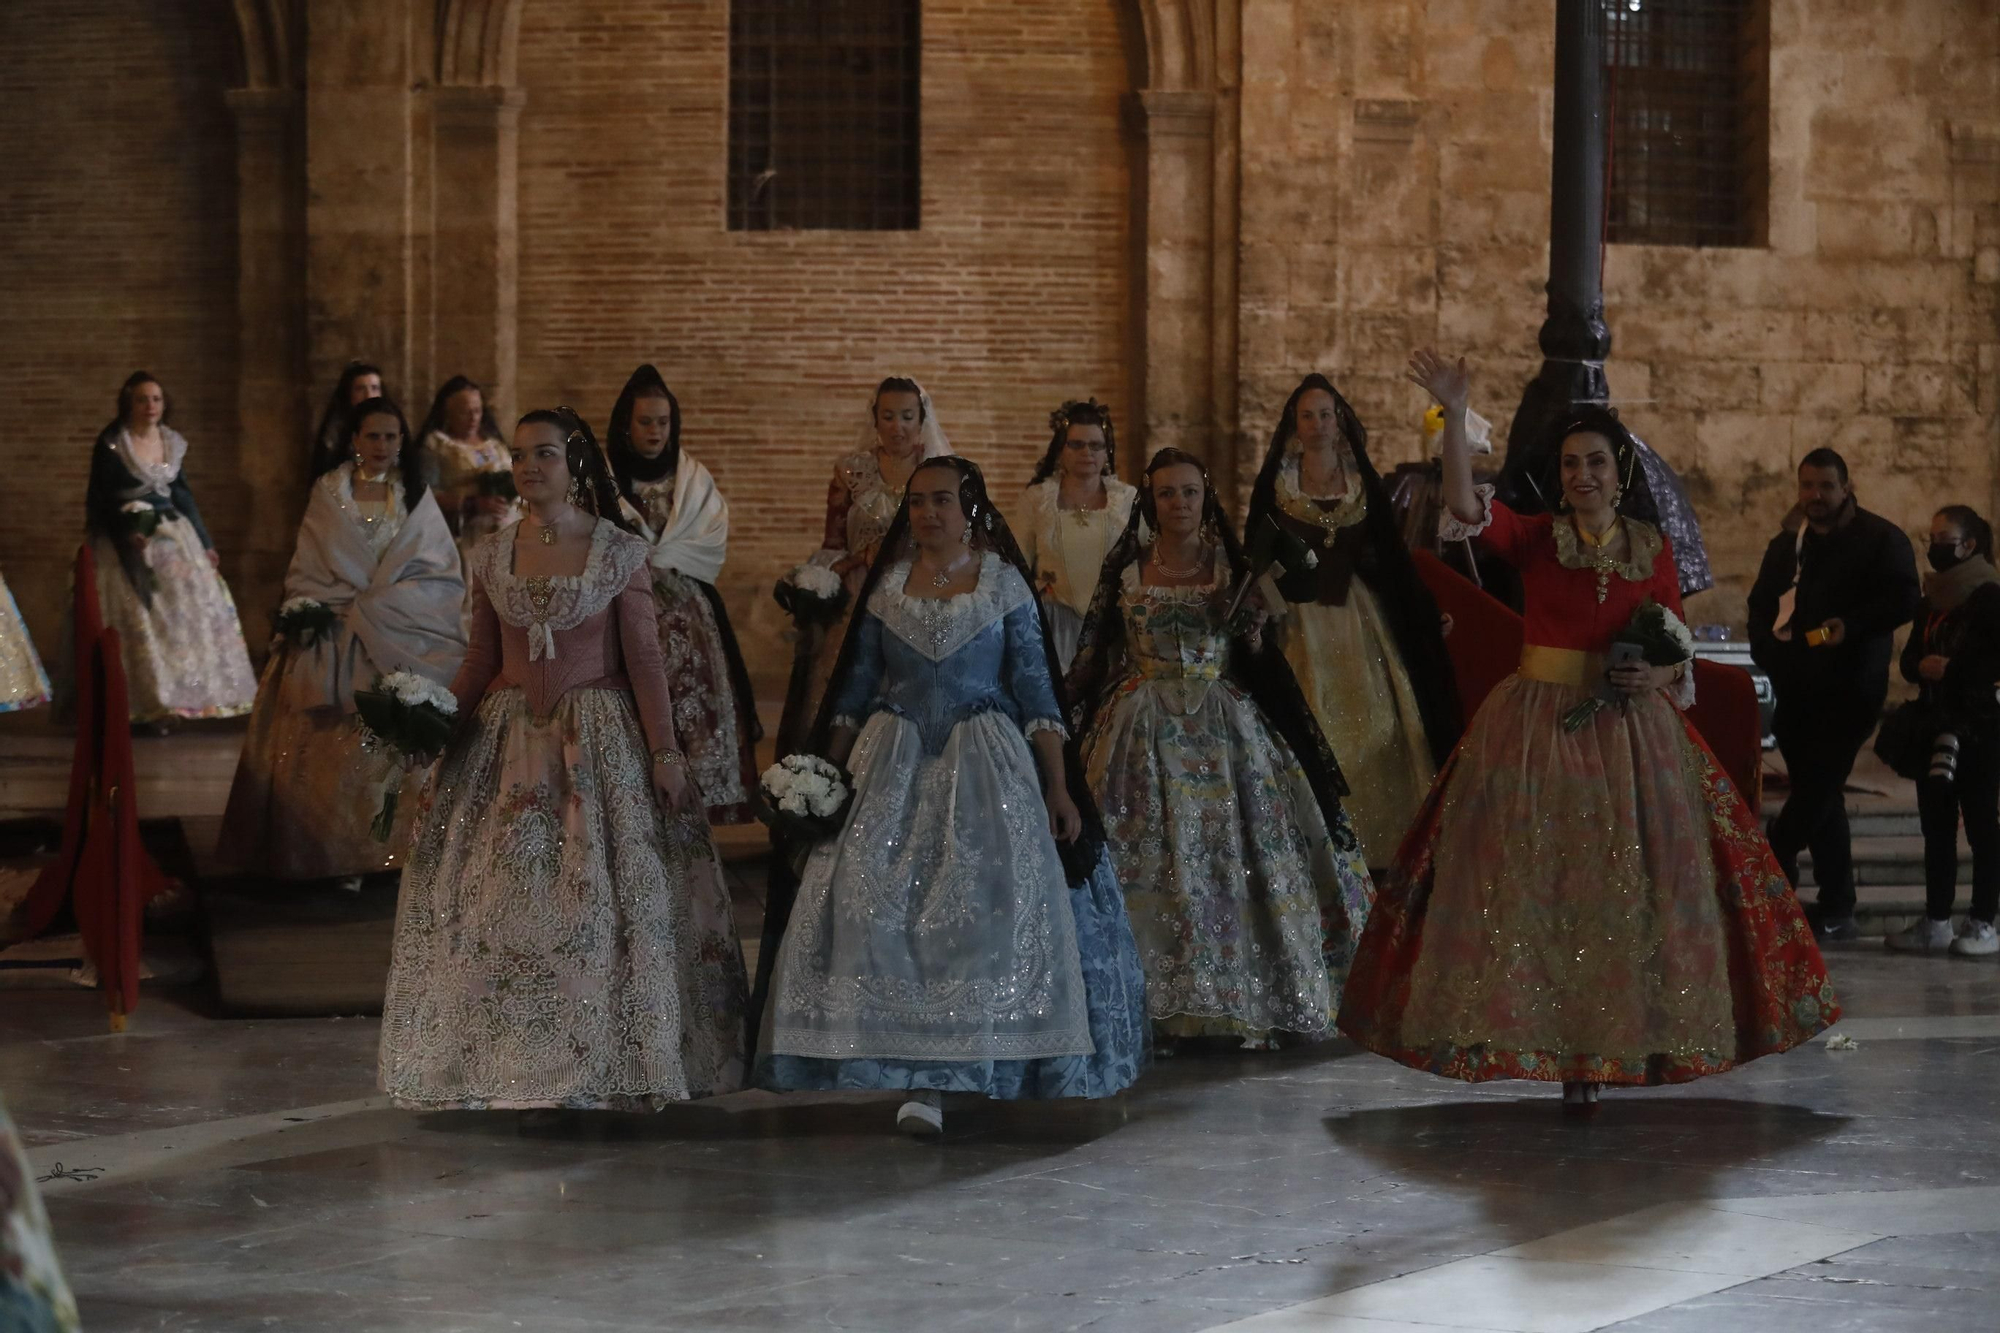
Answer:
[
  {"left": 1020, "top": 477, "right": 1136, "bottom": 670},
  {"left": 1270, "top": 454, "right": 1435, "bottom": 865}
]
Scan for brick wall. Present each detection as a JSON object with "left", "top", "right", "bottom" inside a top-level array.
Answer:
[
  {"left": 1237, "top": 0, "right": 2000, "bottom": 631},
  {"left": 0, "top": 1, "right": 241, "bottom": 651},
  {"left": 511, "top": 0, "right": 1133, "bottom": 693}
]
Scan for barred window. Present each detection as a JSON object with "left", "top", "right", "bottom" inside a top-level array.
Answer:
[
  {"left": 1603, "top": 0, "right": 1768, "bottom": 248},
  {"left": 728, "top": 0, "right": 921, "bottom": 231}
]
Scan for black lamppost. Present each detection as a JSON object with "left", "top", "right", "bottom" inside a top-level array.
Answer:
[{"left": 1498, "top": 0, "right": 1713, "bottom": 595}]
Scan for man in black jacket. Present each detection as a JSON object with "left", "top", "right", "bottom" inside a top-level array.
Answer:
[{"left": 1749, "top": 448, "right": 1921, "bottom": 940}]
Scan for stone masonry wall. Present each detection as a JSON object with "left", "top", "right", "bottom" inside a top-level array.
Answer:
[{"left": 1235, "top": 0, "right": 2000, "bottom": 631}]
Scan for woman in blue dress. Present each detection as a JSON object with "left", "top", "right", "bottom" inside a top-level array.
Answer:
[{"left": 756, "top": 455, "right": 1148, "bottom": 1138}]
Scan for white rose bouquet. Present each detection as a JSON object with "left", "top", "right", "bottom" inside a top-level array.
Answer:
[
  {"left": 273, "top": 596, "right": 338, "bottom": 647},
  {"left": 758, "top": 753, "right": 854, "bottom": 843},
  {"left": 353, "top": 670, "right": 460, "bottom": 841},
  {"left": 773, "top": 561, "right": 850, "bottom": 628}
]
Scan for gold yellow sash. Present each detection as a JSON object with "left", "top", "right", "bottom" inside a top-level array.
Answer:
[{"left": 1517, "top": 644, "right": 1604, "bottom": 689}]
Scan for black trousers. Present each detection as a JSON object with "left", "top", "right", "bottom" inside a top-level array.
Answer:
[
  {"left": 1919, "top": 731, "right": 2000, "bottom": 923},
  {"left": 1768, "top": 687, "right": 1881, "bottom": 919}
]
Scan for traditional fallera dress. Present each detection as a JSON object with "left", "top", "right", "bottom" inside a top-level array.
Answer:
[
  {"left": 378, "top": 519, "right": 748, "bottom": 1109},
  {"left": 1261, "top": 451, "right": 1456, "bottom": 865},
  {"left": 758, "top": 553, "right": 1148, "bottom": 1099},
  {"left": 1077, "top": 548, "right": 1374, "bottom": 1043},
  {"left": 1, "top": 1098, "right": 78, "bottom": 1333},
  {"left": 1020, "top": 476, "right": 1136, "bottom": 671},
  {"left": 426, "top": 430, "right": 521, "bottom": 596},
  {"left": 0, "top": 573, "right": 50, "bottom": 713},
  {"left": 777, "top": 444, "right": 950, "bottom": 754},
  {"left": 622, "top": 456, "right": 760, "bottom": 824},
  {"left": 217, "top": 465, "right": 466, "bottom": 879},
  {"left": 1338, "top": 492, "right": 1839, "bottom": 1085},
  {"left": 78, "top": 425, "right": 257, "bottom": 722}
]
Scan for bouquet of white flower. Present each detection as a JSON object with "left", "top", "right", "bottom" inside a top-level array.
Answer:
[
  {"left": 772, "top": 561, "right": 850, "bottom": 628},
  {"left": 273, "top": 596, "right": 338, "bottom": 647},
  {"left": 1560, "top": 599, "right": 1696, "bottom": 732},
  {"left": 120, "top": 500, "right": 161, "bottom": 541},
  {"left": 757, "top": 753, "right": 854, "bottom": 843},
  {"left": 353, "top": 670, "right": 460, "bottom": 841}
]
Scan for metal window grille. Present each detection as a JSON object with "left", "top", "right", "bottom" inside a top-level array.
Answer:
[
  {"left": 728, "top": 0, "right": 921, "bottom": 231},
  {"left": 1603, "top": 0, "right": 1768, "bottom": 247}
]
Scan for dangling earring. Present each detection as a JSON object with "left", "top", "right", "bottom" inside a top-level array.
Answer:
[{"left": 566, "top": 475, "right": 584, "bottom": 507}]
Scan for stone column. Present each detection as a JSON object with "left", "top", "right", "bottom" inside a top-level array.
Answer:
[
  {"left": 224, "top": 86, "right": 307, "bottom": 631},
  {"left": 1130, "top": 89, "right": 1219, "bottom": 483},
  {"left": 303, "top": 1, "right": 416, "bottom": 403},
  {"left": 432, "top": 85, "right": 524, "bottom": 425}
]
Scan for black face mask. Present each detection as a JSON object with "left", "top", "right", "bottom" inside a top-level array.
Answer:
[{"left": 1930, "top": 543, "right": 1968, "bottom": 572}]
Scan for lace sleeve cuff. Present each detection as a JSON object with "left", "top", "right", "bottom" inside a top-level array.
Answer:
[
  {"left": 1024, "top": 716, "right": 1068, "bottom": 740},
  {"left": 1439, "top": 484, "right": 1497, "bottom": 543},
  {"left": 1669, "top": 662, "right": 1696, "bottom": 710}
]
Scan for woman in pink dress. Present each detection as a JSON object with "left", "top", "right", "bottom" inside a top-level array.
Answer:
[
  {"left": 378, "top": 407, "right": 747, "bottom": 1115},
  {"left": 1338, "top": 351, "right": 1838, "bottom": 1115}
]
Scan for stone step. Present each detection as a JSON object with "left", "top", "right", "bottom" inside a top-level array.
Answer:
[{"left": 1795, "top": 834, "right": 1970, "bottom": 888}]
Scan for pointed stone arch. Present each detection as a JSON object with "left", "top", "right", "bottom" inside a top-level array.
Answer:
[{"left": 438, "top": 0, "right": 524, "bottom": 87}]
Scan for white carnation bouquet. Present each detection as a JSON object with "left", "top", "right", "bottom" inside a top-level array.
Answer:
[
  {"left": 273, "top": 596, "right": 338, "bottom": 646},
  {"left": 757, "top": 753, "right": 854, "bottom": 843},
  {"left": 353, "top": 670, "right": 460, "bottom": 841},
  {"left": 773, "top": 561, "right": 850, "bottom": 628}
]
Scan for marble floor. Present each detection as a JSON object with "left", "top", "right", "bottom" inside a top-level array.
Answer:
[{"left": 9, "top": 945, "right": 2000, "bottom": 1333}]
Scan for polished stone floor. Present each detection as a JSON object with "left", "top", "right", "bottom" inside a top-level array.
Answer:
[{"left": 9, "top": 945, "right": 2000, "bottom": 1333}]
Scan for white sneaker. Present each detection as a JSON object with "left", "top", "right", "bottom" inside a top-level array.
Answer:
[
  {"left": 1886, "top": 918, "right": 1955, "bottom": 952},
  {"left": 895, "top": 1090, "right": 944, "bottom": 1140},
  {"left": 1949, "top": 919, "right": 1999, "bottom": 958}
]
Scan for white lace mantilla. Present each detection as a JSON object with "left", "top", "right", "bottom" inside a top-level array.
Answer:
[
  {"left": 473, "top": 518, "right": 650, "bottom": 660},
  {"left": 869, "top": 552, "right": 1034, "bottom": 662}
]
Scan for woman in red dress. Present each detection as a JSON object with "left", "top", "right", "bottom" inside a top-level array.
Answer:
[{"left": 1338, "top": 351, "right": 1839, "bottom": 1114}]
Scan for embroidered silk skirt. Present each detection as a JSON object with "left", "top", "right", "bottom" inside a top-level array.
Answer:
[
  {"left": 1081, "top": 675, "right": 1374, "bottom": 1042},
  {"left": 87, "top": 519, "right": 256, "bottom": 722},
  {"left": 651, "top": 569, "right": 757, "bottom": 824},
  {"left": 758, "top": 710, "right": 1147, "bottom": 1099},
  {"left": 1338, "top": 675, "right": 1839, "bottom": 1085},
  {"left": 379, "top": 686, "right": 748, "bottom": 1109},
  {"left": 0, "top": 573, "right": 49, "bottom": 713}
]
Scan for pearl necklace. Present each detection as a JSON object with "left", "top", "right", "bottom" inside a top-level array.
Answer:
[{"left": 1151, "top": 542, "right": 1210, "bottom": 581}]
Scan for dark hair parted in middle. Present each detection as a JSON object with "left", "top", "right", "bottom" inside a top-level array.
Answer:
[{"left": 1030, "top": 399, "right": 1118, "bottom": 485}]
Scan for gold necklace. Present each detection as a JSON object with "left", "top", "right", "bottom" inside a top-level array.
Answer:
[
  {"left": 530, "top": 510, "right": 570, "bottom": 546},
  {"left": 1574, "top": 516, "right": 1623, "bottom": 604}
]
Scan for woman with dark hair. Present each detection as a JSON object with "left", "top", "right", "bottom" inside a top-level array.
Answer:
[
  {"left": 417, "top": 375, "right": 519, "bottom": 580},
  {"left": 1067, "top": 448, "right": 1373, "bottom": 1049},
  {"left": 774, "top": 376, "right": 952, "bottom": 754},
  {"left": 1887, "top": 505, "right": 2000, "bottom": 957},
  {"left": 1020, "top": 398, "right": 1136, "bottom": 670},
  {"left": 75, "top": 370, "right": 257, "bottom": 722},
  {"left": 1245, "top": 374, "right": 1461, "bottom": 867},
  {"left": 310, "top": 360, "right": 387, "bottom": 481},
  {"left": 757, "top": 455, "right": 1147, "bottom": 1139},
  {"left": 218, "top": 398, "right": 465, "bottom": 882},
  {"left": 605, "top": 364, "right": 760, "bottom": 823},
  {"left": 1339, "top": 351, "right": 1837, "bottom": 1115},
  {"left": 379, "top": 407, "right": 747, "bottom": 1115}
]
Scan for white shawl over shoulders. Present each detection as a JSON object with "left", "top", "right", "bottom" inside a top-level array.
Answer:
[{"left": 630, "top": 452, "right": 729, "bottom": 585}]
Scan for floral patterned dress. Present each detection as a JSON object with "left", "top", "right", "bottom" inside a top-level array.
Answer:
[
  {"left": 0, "top": 573, "right": 50, "bottom": 713},
  {"left": 758, "top": 553, "right": 1148, "bottom": 1099},
  {"left": 378, "top": 520, "right": 748, "bottom": 1109},
  {"left": 628, "top": 469, "right": 758, "bottom": 823},
  {"left": 1079, "top": 550, "right": 1375, "bottom": 1042},
  {"left": 77, "top": 426, "right": 257, "bottom": 722},
  {"left": 1337, "top": 492, "right": 1839, "bottom": 1085},
  {"left": 427, "top": 431, "right": 520, "bottom": 618}
]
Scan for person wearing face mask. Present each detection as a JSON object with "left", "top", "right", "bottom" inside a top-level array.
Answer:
[
  {"left": 1748, "top": 449, "right": 1921, "bottom": 942},
  {"left": 1244, "top": 374, "right": 1463, "bottom": 868},
  {"left": 605, "top": 365, "right": 760, "bottom": 824},
  {"left": 1885, "top": 506, "right": 2000, "bottom": 957},
  {"left": 218, "top": 397, "right": 465, "bottom": 882},
  {"left": 1019, "top": 399, "right": 1136, "bottom": 670},
  {"left": 1337, "top": 352, "right": 1837, "bottom": 1117},
  {"left": 773, "top": 376, "right": 952, "bottom": 755},
  {"left": 1066, "top": 448, "right": 1374, "bottom": 1051}
]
